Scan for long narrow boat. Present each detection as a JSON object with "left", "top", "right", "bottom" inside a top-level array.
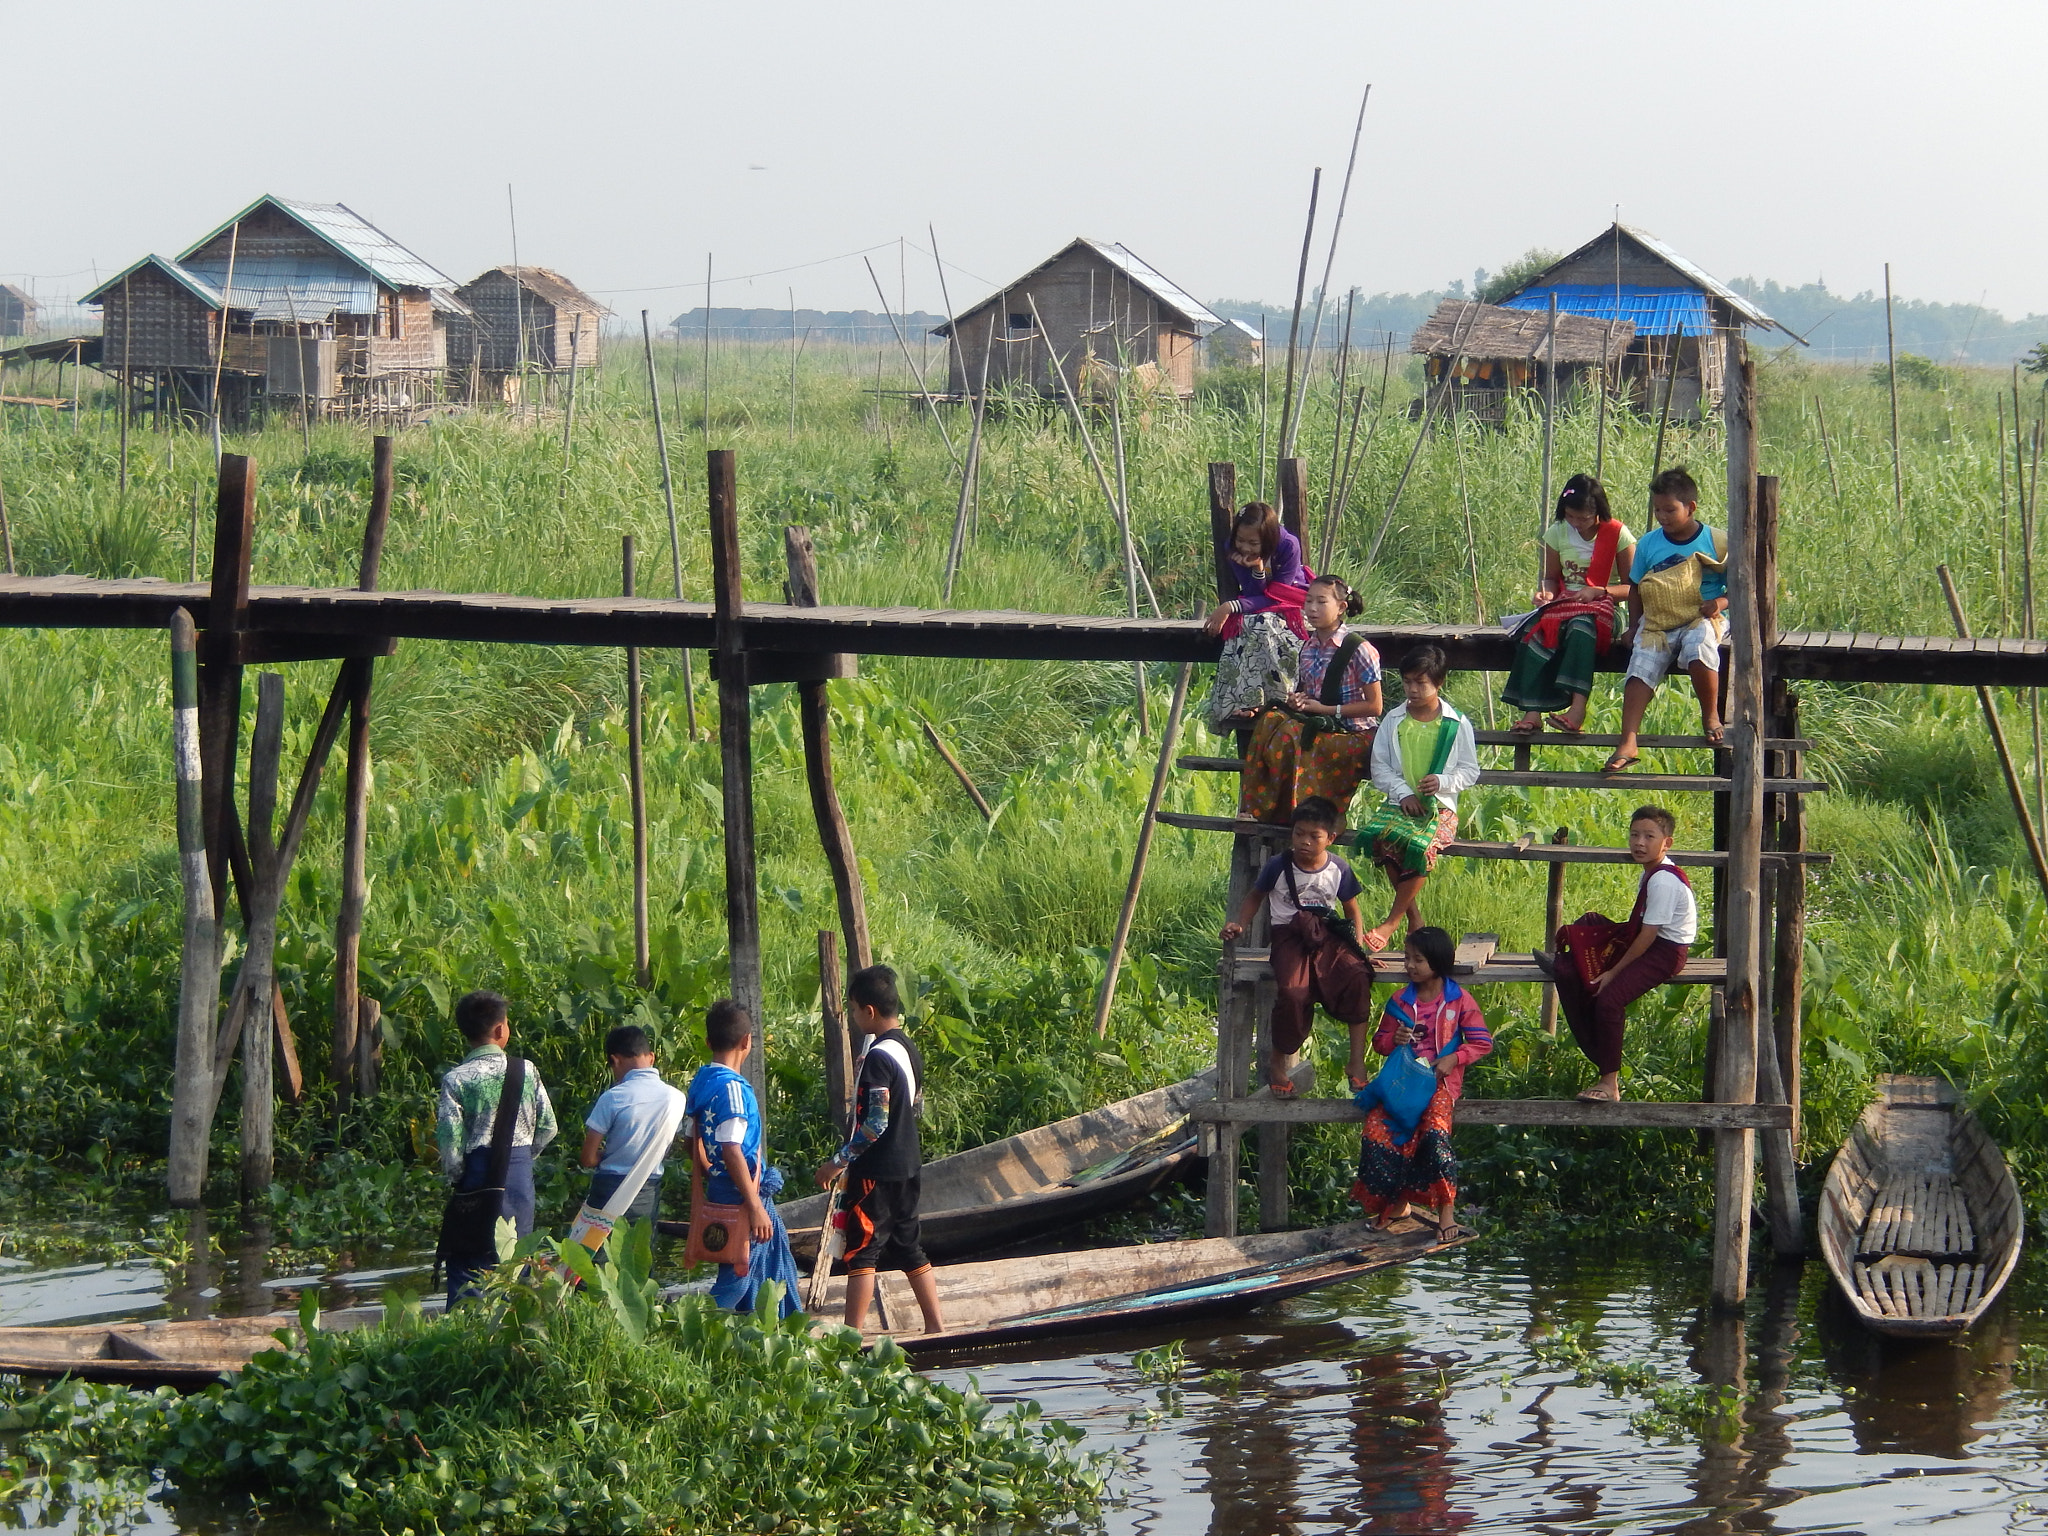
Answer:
[
  {"left": 661, "top": 1070, "right": 1214, "bottom": 1263},
  {"left": 0, "top": 1217, "right": 1467, "bottom": 1386},
  {"left": 1819, "top": 1074, "right": 2023, "bottom": 1338},
  {"left": 828, "top": 1217, "right": 1471, "bottom": 1357}
]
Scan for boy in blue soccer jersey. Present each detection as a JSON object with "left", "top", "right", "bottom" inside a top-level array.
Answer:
[{"left": 684, "top": 1000, "right": 803, "bottom": 1318}]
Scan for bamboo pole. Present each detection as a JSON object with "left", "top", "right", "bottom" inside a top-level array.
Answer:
[
  {"left": 559, "top": 326, "right": 579, "bottom": 507},
  {"left": 2028, "top": 418, "right": 2043, "bottom": 834},
  {"left": 918, "top": 714, "right": 993, "bottom": 821},
  {"left": 0, "top": 469, "right": 13, "bottom": 574},
  {"left": 1885, "top": 263, "right": 1904, "bottom": 518},
  {"left": 1815, "top": 395, "right": 1844, "bottom": 517},
  {"left": 1326, "top": 336, "right": 1395, "bottom": 563},
  {"left": 624, "top": 536, "right": 650, "bottom": 987},
  {"left": 642, "top": 311, "right": 698, "bottom": 737},
  {"left": 1274, "top": 168, "right": 1322, "bottom": 464},
  {"left": 1109, "top": 385, "right": 1149, "bottom": 734},
  {"left": 1649, "top": 332, "right": 1678, "bottom": 492},
  {"left": 1256, "top": 318, "right": 1270, "bottom": 503},
  {"left": 1319, "top": 386, "right": 1367, "bottom": 572},
  {"left": 1998, "top": 395, "right": 2011, "bottom": 632},
  {"left": 1538, "top": 293, "right": 1558, "bottom": 585},
  {"left": 1093, "top": 662, "right": 1193, "bottom": 1037},
  {"left": 167, "top": 609, "right": 218, "bottom": 1206},
  {"left": 702, "top": 255, "right": 713, "bottom": 442},
  {"left": 1540, "top": 827, "right": 1568, "bottom": 1035},
  {"left": 1938, "top": 566, "right": 2048, "bottom": 898},
  {"left": 863, "top": 257, "right": 960, "bottom": 469},
  {"left": 1295, "top": 87, "right": 1370, "bottom": 415},
  {"left": 942, "top": 316, "right": 993, "bottom": 602},
  {"left": 119, "top": 275, "right": 132, "bottom": 494},
  {"left": 1320, "top": 290, "right": 1356, "bottom": 554},
  {"left": 787, "top": 525, "right": 872, "bottom": 973},
  {"left": 708, "top": 449, "right": 766, "bottom": 1103},
  {"left": 1367, "top": 302, "right": 1480, "bottom": 568}
]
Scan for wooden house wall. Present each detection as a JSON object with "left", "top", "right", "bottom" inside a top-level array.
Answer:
[
  {"left": 450, "top": 273, "right": 598, "bottom": 372},
  {"left": 0, "top": 292, "right": 32, "bottom": 334},
  {"left": 550, "top": 308, "right": 600, "bottom": 369},
  {"left": 945, "top": 246, "right": 1198, "bottom": 398},
  {"left": 185, "top": 204, "right": 335, "bottom": 284},
  {"left": 99, "top": 267, "right": 217, "bottom": 370}
]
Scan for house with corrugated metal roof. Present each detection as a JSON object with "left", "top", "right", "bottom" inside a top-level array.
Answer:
[
  {"left": 1409, "top": 299, "right": 1636, "bottom": 426},
  {"left": 931, "top": 238, "right": 1222, "bottom": 401},
  {"left": 84, "top": 194, "right": 468, "bottom": 421},
  {"left": 1493, "top": 223, "right": 1797, "bottom": 418},
  {"left": 447, "top": 266, "right": 609, "bottom": 391}
]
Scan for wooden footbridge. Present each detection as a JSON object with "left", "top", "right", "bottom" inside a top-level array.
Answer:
[{"left": 0, "top": 349, "right": 2038, "bottom": 1309}]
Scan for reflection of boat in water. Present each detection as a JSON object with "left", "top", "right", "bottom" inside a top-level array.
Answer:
[
  {"left": 1819, "top": 1279, "right": 2023, "bottom": 1459},
  {"left": 1819, "top": 1075, "right": 2022, "bottom": 1338},
  {"left": 663, "top": 1070, "right": 1214, "bottom": 1263},
  {"left": 836, "top": 1218, "right": 1472, "bottom": 1358}
]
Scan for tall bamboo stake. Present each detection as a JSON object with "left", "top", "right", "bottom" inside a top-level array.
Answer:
[
  {"left": 1998, "top": 394, "right": 2011, "bottom": 632},
  {"left": 1538, "top": 293, "right": 1558, "bottom": 580},
  {"left": 643, "top": 311, "right": 698, "bottom": 736},
  {"left": 943, "top": 315, "right": 994, "bottom": 602},
  {"left": 1938, "top": 565, "right": 2048, "bottom": 900},
  {"left": 1319, "top": 384, "right": 1367, "bottom": 571},
  {"left": 788, "top": 288, "right": 801, "bottom": 441},
  {"left": 702, "top": 255, "right": 713, "bottom": 441},
  {"left": 1452, "top": 413, "right": 1496, "bottom": 729},
  {"left": 1256, "top": 317, "right": 1270, "bottom": 502},
  {"left": 167, "top": 609, "right": 218, "bottom": 1206},
  {"left": 508, "top": 188, "right": 527, "bottom": 378},
  {"left": 1649, "top": 330, "right": 1679, "bottom": 493},
  {"left": 1811, "top": 394, "right": 1844, "bottom": 518},
  {"left": 624, "top": 536, "right": 650, "bottom": 986},
  {"left": 559, "top": 327, "right": 579, "bottom": 508},
  {"left": 1274, "top": 168, "right": 1322, "bottom": 467},
  {"left": 119, "top": 274, "right": 132, "bottom": 494},
  {"left": 2029, "top": 419, "right": 2044, "bottom": 834},
  {"left": 1294, "top": 86, "right": 1371, "bottom": 422},
  {"left": 0, "top": 470, "right": 13, "bottom": 575},
  {"left": 1367, "top": 302, "right": 1479, "bottom": 568},
  {"left": 1885, "top": 263, "right": 1904, "bottom": 517},
  {"left": 1320, "top": 289, "right": 1356, "bottom": 556},
  {"left": 1093, "top": 661, "right": 1193, "bottom": 1036},
  {"left": 864, "top": 257, "right": 960, "bottom": 468}
]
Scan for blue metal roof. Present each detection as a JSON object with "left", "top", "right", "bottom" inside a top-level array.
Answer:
[
  {"left": 1498, "top": 284, "right": 1713, "bottom": 337},
  {"left": 179, "top": 196, "right": 453, "bottom": 293},
  {"left": 177, "top": 253, "right": 379, "bottom": 321}
]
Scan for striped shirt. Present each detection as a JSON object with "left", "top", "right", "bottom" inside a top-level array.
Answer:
[
  {"left": 1297, "top": 628, "right": 1382, "bottom": 733},
  {"left": 436, "top": 1046, "right": 559, "bottom": 1178}
]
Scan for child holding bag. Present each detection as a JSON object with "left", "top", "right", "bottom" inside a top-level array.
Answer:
[
  {"left": 1351, "top": 926, "right": 1491, "bottom": 1242},
  {"left": 1236, "top": 574, "right": 1383, "bottom": 825}
]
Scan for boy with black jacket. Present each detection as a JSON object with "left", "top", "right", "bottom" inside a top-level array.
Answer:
[{"left": 814, "top": 964, "right": 945, "bottom": 1336}]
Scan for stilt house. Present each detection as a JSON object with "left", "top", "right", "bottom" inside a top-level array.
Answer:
[
  {"left": 1409, "top": 300, "right": 1635, "bottom": 425},
  {"left": 83, "top": 195, "right": 467, "bottom": 419},
  {"left": 1492, "top": 223, "right": 1797, "bottom": 417},
  {"left": 0, "top": 284, "right": 36, "bottom": 337},
  {"left": 447, "top": 267, "right": 608, "bottom": 385},
  {"left": 932, "top": 238, "right": 1222, "bottom": 400}
]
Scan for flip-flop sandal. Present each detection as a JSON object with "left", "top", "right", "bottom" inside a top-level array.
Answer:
[
  {"left": 1348, "top": 1073, "right": 1373, "bottom": 1092},
  {"left": 1576, "top": 1086, "right": 1620, "bottom": 1103},
  {"left": 1508, "top": 719, "right": 1540, "bottom": 735},
  {"left": 1543, "top": 714, "right": 1585, "bottom": 735},
  {"left": 1601, "top": 754, "right": 1639, "bottom": 775},
  {"left": 1268, "top": 1078, "right": 1301, "bottom": 1099},
  {"left": 1436, "top": 1220, "right": 1461, "bottom": 1243}
]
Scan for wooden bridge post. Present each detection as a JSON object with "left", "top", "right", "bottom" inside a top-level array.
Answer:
[
  {"left": 1277, "top": 457, "right": 1307, "bottom": 541},
  {"left": 167, "top": 609, "right": 219, "bottom": 1207},
  {"left": 1204, "top": 461, "right": 1245, "bottom": 1237},
  {"left": 1712, "top": 349, "right": 1763, "bottom": 1309},
  {"left": 1752, "top": 475, "right": 1803, "bottom": 1256},
  {"left": 1772, "top": 688, "right": 1806, "bottom": 1138},
  {"left": 709, "top": 449, "right": 766, "bottom": 1101},
  {"left": 198, "top": 456, "right": 255, "bottom": 921},
  {"left": 786, "top": 525, "right": 871, "bottom": 973}
]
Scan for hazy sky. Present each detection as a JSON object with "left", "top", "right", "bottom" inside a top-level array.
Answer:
[{"left": 10, "top": 0, "right": 2047, "bottom": 323}]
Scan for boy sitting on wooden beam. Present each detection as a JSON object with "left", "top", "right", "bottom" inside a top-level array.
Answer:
[
  {"left": 1539, "top": 804, "right": 1697, "bottom": 1103},
  {"left": 1607, "top": 466, "right": 1730, "bottom": 773}
]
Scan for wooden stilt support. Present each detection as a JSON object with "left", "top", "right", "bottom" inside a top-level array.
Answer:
[
  {"left": 1712, "top": 349, "right": 1763, "bottom": 1309},
  {"left": 199, "top": 457, "right": 255, "bottom": 921},
  {"left": 167, "top": 609, "right": 219, "bottom": 1206},
  {"left": 819, "top": 931, "right": 853, "bottom": 1136},
  {"left": 334, "top": 436, "right": 392, "bottom": 1108},
  {"left": 709, "top": 449, "right": 766, "bottom": 1102},
  {"left": 1277, "top": 457, "right": 1307, "bottom": 542},
  {"left": 239, "top": 673, "right": 286, "bottom": 1198},
  {"left": 1540, "top": 826, "right": 1568, "bottom": 1036},
  {"left": 625, "top": 536, "right": 650, "bottom": 987},
  {"left": 786, "top": 526, "right": 871, "bottom": 972},
  {"left": 1208, "top": 463, "right": 1238, "bottom": 597},
  {"left": 1205, "top": 472, "right": 1252, "bottom": 1239},
  {"left": 1772, "top": 688, "right": 1806, "bottom": 1137}
]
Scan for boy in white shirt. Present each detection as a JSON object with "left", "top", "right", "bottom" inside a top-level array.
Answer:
[{"left": 1543, "top": 805, "right": 1697, "bottom": 1102}]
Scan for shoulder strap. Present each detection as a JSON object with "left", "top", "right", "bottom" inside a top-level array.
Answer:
[
  {"left": 1282, "top": 859, "right": 1301, "bottom": 908},
  {"left": 485, "top": 1056, "right": 525, "bottom": 1190},
  {"left": 869, "top": 1036, "right": 920, "bottom": 1109},
  {"left": 1318, "top": 634, "right": 1366, "bottom": 707},
  {"left": 1427, "top": 712, "right": 1462, "bottom": 779},
  {"left": 1586, "top": 517, "right": 1625, "bottom": 589}
]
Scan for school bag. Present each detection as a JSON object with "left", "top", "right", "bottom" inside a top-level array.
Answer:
[{"left": 433, "top": 1055, "right": 526, "bottom": 1285}]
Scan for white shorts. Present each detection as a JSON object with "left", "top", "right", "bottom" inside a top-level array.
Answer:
[{"left": 1627, "top": 616, "right": 1725, "bottom": 689}]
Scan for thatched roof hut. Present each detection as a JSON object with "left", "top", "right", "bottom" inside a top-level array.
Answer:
[{"left": 1409, "top": 299, "right": 1634, "bottom": 418}]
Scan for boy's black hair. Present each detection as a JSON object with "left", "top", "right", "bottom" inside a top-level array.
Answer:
[
  {"left": 1308, "top": 572, "right": 1364, "bottom": 618},
  {"left": 705, "top": 999, "right": 752, "bottom": 1051},
  {"left": 454, "top": 990, "right": 508, "bottom": 1043},
  {"left": 1398, "top": 643, "right": 1448, "bottom": 686},
  {"left": 1630, "top": 804, "right": 1678, "bottom": 839},
  {"left": 848, "top": 963, "right": 903, "bottom": 1019},
  {"left": 1649, "top": 465, "right": 1700, "bottom": 505},
  {"left": 604, "top": 1025, "right": 653, "bottom": 1059},
  {"left": 1555, "top": 472, "right": 1612, "bottom": 523},
  {"left": 1405, "top": 925, "right": 1457, "bottom": 981},
  {"left": 1291, "top": 795, "right": 1342, "bottom": 834}
]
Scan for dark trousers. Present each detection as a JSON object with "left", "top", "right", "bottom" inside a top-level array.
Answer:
[
  {"left": 445, "top": 1144, "right": 535, "bottom": 1309},
  {"left": 1553, "top": 937, "right": 1689, "bottom": 1074},
  {"left": 1269, "top": 913, "right": 1375, "bottom": 1056},
  {"left": 585, "top": 1170, "right": 663, "bottom": 1225}
]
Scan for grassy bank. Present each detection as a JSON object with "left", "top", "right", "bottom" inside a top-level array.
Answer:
[{"left": 0, "top": 340, "right": 2043, "bottom": 1260}]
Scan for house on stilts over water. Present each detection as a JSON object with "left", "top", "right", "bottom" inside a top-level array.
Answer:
[
  {"left": 1491, "top": 223, "right": 1800, "bottom": 418},
  {"left": 446, "top": 266, "right": 609, "bottom": 403},
  {"left": 84, "top": 195, "right": 470, "bottom": 423},
  {"left": 932, "top": 238, "right": 1222, "bottom": 402},
  {"left": 1409, "top": 300, "right": 1636, "bottom": 426}
]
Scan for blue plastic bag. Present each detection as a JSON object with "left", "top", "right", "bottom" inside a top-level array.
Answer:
[{"left": 1353, "top": 1045, "right": 1441, "bottom": 1143}]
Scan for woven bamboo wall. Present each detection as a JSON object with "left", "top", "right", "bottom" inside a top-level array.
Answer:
[{"left": 100, "top": 267, "right": 217, "bottom": 370}]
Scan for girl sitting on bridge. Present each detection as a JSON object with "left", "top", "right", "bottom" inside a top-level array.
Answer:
[
  {"left": 1236, "top": 574, "right": 1383, "bottom": 825},
  {"left": 1501, "top": 474, "right": 1636, "bottom": 735},
  {"left": 1203, "top": 502, "right": 1310, "bottom": 733}
]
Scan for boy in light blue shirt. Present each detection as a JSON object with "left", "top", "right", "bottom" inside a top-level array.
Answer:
[{"left": 579, "top": 1025, "right": 678, "bottom": 1224}]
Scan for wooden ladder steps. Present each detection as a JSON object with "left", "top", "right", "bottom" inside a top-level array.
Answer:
[
  {"left": 1174, "top": 759, "right": 1823, "bottom": 794},
  {"left": 1153, "top": 813, "right": 1830, "bottom": 866},
  {"left": 1226, "top": 946, "right": 1727, "bottom": 987},
  {"left": 1189, "top": 1095, "right": 1792, "bottom": 1130}
]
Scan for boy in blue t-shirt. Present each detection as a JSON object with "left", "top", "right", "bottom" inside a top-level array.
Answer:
[
  {"left": 684, "top": 1000, "right": 802, "bottom": 1318},
  {"left": 1610, "top": 466, "right": 1730, "bottom": 772},
  {"left": 578, "top": 1025, "right": 678, "bottom": 1224}
]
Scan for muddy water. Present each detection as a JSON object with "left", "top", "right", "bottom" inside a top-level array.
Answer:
[{"left": 4, "top": 1229, "right": 2045, "bottom": 1533}]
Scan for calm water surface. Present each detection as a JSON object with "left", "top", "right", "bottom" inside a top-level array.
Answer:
[{"left": 4, "top": 1228, "right": 2044, "bottom": 1533}]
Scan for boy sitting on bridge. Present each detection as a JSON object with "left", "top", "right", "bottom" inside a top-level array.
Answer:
[{"left": 1607, "top": 466, "right": 1729, "bottom": 773}]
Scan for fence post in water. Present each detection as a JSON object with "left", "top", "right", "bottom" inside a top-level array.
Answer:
[
  {"left": 1712, "top": 349, "right": 1763, "bottom": 1310},
  {"left": 625, "top": 536, "right": 650, "bottom": 987},
  {"left": 167, "top": 609, "right": 219, "bottom": 1206},
  {"left": 334, "top": 436, "right": 392, "bottom": 1107},
  {"left": 786, "top": 524, "right": 871, "bottom": 972},
  {"left": 709, "top": 450, "right": 766, "bottom": 1103}
]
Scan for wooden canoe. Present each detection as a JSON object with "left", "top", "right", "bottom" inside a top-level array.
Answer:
[
  {"left": 828, "top": 1216, "right": 1473, "bottom": 1357},
  {"left": 1819, "top": 1074, "right": 2024, "bottom": 1338},
  {"left": 661, "top": 1070, "right": 1214, "bottom": 1263},
  {"left": 0, "top": 1314, "right": 317, "bottom": 1388}
]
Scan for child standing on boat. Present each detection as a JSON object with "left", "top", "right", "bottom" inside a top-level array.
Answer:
[
  {"left": 1220, "top": 796, "right": 1377, "bottom": 1092},
  {"left": 685, "top": 1000, "right": 804, "bottom": 1317},
  {"left": 1355, "top": 646, "right": 1482, "bottom": 953},
  {"left": 1352, "top": 926, "right": 1491, "bottom": 1242},
  {"left": 814, "top": 965, "right": 946, "bottom": 1337},
  {"left": 1607, "top": 466, "right": 1729, "bottom": 773},
  {"left": 1237, "top": 574, "right": 1383, "bottom": 825},
  {"left": 1542, "top": 805, "right": 1696, "bottom": 1102},
  {"left": 1203, "top": 502, "right": 1311, "bottom": 732}
]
